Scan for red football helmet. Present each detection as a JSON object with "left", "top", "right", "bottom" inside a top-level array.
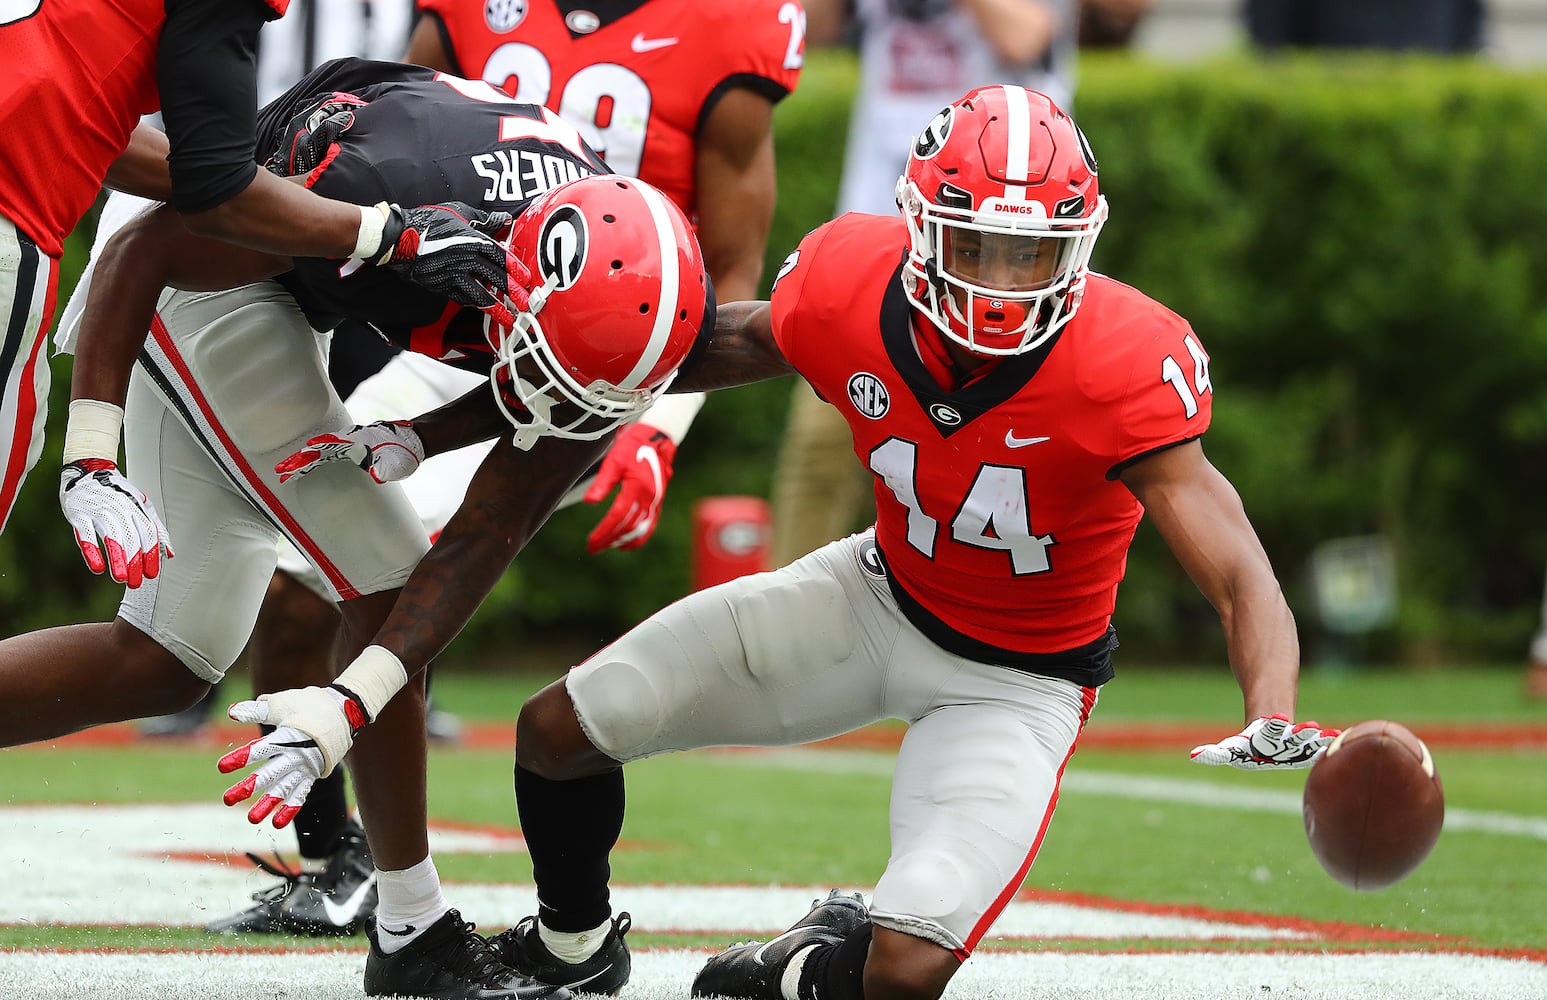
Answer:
[
  {"left": 487, "top": 174, "right": 710, "bottom": 447},
  {"left": 896, "top": 85, "right": 1107, "bottom": 356}
]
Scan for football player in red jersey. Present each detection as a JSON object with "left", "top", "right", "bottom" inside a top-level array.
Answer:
[
  {"left": 0, "top": 59, "right": 716, "bottom": 1000},
  {"left": 197, "top": 0, "right": 810, "bottom": 936},
  {"left": 271, "top": 84, "right": 1332, "bottom": 999},
  {"left": 0, "top": 0, "right": 526, "bottom": 537}
]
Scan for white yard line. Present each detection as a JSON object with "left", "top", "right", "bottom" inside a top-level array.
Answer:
[
  {"left": 2, "top": 948, "right": 1545, "bottom": 1000},
  {"left": 729, "top": 748, "right": 1547, "bottom": 840}
]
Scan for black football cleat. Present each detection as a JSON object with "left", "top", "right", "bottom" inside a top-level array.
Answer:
[
  {"left": 691, "top": 890, "right": 869, "bottom": 999},
  {"left": 365, "top": 908, "right": 575, "bottom": 999},
  {"left": 490, "top": 912, "right": 632, "bottom": 996},
  {"left": 206, "top": 819, "right": 377, "bottom": 936}
]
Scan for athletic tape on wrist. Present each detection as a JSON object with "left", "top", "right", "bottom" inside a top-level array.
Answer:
[
  {"left": 639, "top": 391, "right": 705, "bottom": 444},
  {"left": 333, "top": 644, "right": 409, "bottom": 720},
  {"left": 62, "top": 399, "right": 125, "bottom": 464},
  {"left": 351, "top": 202, "right": 391, "bottom": 261}
]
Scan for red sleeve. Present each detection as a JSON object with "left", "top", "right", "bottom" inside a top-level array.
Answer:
[
  {"left": 768, "top": 224, "right": 833, "bottom": 371},
  {"left": 703, "top": 0, "right": 806, "bottom": 105},
  {"left": 1112, "top": 309, "right": 1213, "bottom": 470}
]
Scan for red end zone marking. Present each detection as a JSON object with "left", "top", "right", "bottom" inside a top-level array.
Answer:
[{"left": 30, "top": 720, "right": 1547, "bottom": 752}]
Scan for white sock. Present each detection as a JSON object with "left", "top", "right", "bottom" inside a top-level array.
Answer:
[
  {"left": 538, "top": 916, "right": 613, "bottom": 964},
  {"left": 780, "top": 943, "right": 822, "bottom": 1000},
  {"left": 373, "top": 856, "right": 449, "bottom": 953}
]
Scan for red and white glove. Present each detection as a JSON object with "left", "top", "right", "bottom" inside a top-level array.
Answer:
[
  {"left": 217, "top": 684, "right": 370, "bottom": 829},
  {"left": 1190, "top": 714, "right": 1341, "bottom": 771},
  {"left": 59, "top": 458, "right": 173, "bottom": 588},
  {"left": 275, "top": 420, "right": 425, "bottom": 484},
  {"left": 583, "top": 422, "right": 677, "bottom": 553},
  {"left": 372, "top": 201, "right": 530, "bottom": 327}
]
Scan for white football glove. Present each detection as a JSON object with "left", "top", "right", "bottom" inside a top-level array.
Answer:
[
  {"left": 274, "top": 420, "right": 424, "bottom": 484},
  {"left": 217, "top": 684, "right": 370, "bottom": 829},
  {"left": 59, "top": 458, "right": 174, "bottom": 588},
  {"left": 1190, "top": 713, "right": 1340, "bottom": 771}
]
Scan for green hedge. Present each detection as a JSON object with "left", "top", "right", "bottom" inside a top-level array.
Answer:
[{"left": 8, "top": 51, "right": 1547, "bottom": 667}]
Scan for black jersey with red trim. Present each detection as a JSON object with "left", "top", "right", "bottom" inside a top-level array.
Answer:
[
  {"left": 258, "top": 58, "right": 608, "bottom": 368},
  {"left": 770, "top": 213, "right": 1213, "bottom": 678},
  {"left": 416, "top": 0, "right": 804, "bottom": 218}
]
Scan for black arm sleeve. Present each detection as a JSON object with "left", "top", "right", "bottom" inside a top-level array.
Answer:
[{"left": 158, "top": 0, "right": 279, "bottom": 213}]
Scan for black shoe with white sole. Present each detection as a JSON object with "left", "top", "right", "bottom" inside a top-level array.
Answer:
[
  {"left": 691, "top": 890, "right": 869, "bottom": 999},
  {"left": 489, "top": 912, "right": 632, "bottom": 995},
  {"left": 205, "top": 819, "right": 377, "bottom": 936},
  {"left": 365, "top": 909, "right": 575, "bottom": 999}
]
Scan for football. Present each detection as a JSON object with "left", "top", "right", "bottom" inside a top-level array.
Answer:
[{"left": 1301, "top": 719, "right": 1445, "bottom": 891}]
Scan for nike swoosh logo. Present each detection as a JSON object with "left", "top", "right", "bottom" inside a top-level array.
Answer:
[
  {"left": 1005, "top": 432, "right": 1052, "bottom": 449},
  {"left": 751, "top": 926, "right": 810, "bottom": 965},
  {"left": 380, "top": 920, "right": 415, "bottom": 937},
  {"left": 630, "top": 32, "right": 678, "bottom": 52},
  {"left": 562, "top": 965, "right": 614, "bottom": 990},
  {"left": 611, "top": 445, "right": 664, "bottom": 546},
  {"left": 415, "top": 233, "right": 486, "bottom": 256},
  {"left": 320, "top": 874, "right": 378, "bottom": 926}
]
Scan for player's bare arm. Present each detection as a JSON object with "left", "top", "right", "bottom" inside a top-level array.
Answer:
[
  {"left": 72, "top": 204, "right": 289, "bottom": 408},
  {"left": 1119, "top": 440, "right": 1300, "bottom": 722},
  {"left": 672, "top": 300, "right": 795, "bottom": 392},
  {"left": 406, "top": 382, "right": 509, "bottom": 458},
  {"left": 370, "top": 433, "right": 613, "bottom": 675},
  {"left": 695, "top": 88, "right": 779, "bottom": 303},
  {"left": 103, "top": 123, "right": 175, "bottom": 203}
]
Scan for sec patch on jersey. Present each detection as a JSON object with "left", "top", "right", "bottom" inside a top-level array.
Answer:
[{"left": 1301, "top": 719, "right": 1445, "bottom": 891}]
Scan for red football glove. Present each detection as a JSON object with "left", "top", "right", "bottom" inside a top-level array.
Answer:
[{"left": 583, "top": 423, "right": 677, "bottom": 553}]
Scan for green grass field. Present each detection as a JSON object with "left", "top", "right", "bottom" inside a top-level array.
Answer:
[
  {"left": 3, "top": 665, "right": 1547, "bottom": 953},
  {"left": 2, "top": 662, "right": 1544, "bottom": 997}
]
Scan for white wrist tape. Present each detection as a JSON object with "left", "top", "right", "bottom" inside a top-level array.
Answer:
[
  {"left": 62, "top": 398, "right": 125, "bottom": 464},
  {"left": 333, "top": 644, "right": 409, "bottom": 720},
  {"left": 640, "top": 391, "right": 705, "bottom": 444},
  {"left": 351, "top": 202, "right": 392, "bottom": 261}
]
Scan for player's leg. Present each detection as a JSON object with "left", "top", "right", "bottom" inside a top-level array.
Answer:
[
  {"left": 825, "top": 669, "right": 1096, "bottom": 1000},
  {"left": 205, "top": 563, "right": 368, "bottom": 937},
  {"left": 0, "top": 215, "right": 56, "bottom": 533},
  {"left": 0, "top": 620, "right": 208, "bottom": 745},
  {"left": 501, "top": 534, "right": 899, "bottom": 993},
  {"left": 0, "top": 345, "right": 286, "bottom": 747},
  {"left": 141, "top": 283, "right": 544, "bottom": 995}
]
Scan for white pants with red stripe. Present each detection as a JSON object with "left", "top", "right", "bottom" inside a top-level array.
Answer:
[
  {"left": 0, "top": 214, "right": 56, "bottom": 533},
  {"left": 119, "top": 281, "right": 429, "bottom": 682},
  {"left": 565, "top": 528, "right": 1099, "bottom": 955}
]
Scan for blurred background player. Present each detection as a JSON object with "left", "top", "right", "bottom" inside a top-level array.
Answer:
[
  {"left": 202, "top": 0, "right": 807, "bottom": 940},
  {"left": 498, "top": 84, "right": 1338, "bottom": 1000},
  {"left": 770, "top": 0, "right": 1075, "bottom": 566},
  {"left": 0, "top": 0, "right": 520, "bottom": 537}
]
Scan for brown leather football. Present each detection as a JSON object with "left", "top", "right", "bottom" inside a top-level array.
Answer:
[{"left": 1302, "top": 719, "right": 1445, "bottom": 891}]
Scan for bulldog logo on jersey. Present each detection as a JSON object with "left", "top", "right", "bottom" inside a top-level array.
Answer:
[
  {"left": 537, "top": 205, "right": 588, "bottom": 290},
  {"left": 848, "top": 373, "right": 890, "bottom": 419},
  {"left": 484, "top": 0, "right": 527, "bottom": 33},
  {"left": 912, "top": 106, "right": 954, "bottom": 161}
]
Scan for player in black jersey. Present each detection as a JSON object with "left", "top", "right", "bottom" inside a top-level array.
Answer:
[{"left": 3, "top": 59, "right": 710, "bottom": 1000}]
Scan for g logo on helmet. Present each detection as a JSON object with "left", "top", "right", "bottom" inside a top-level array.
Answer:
[
  {"left": 913, "top": 107, "right": 954, "bottom": 160},
  {"left": 536, "top": 205, "right": 588, "bottom": 290}
]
